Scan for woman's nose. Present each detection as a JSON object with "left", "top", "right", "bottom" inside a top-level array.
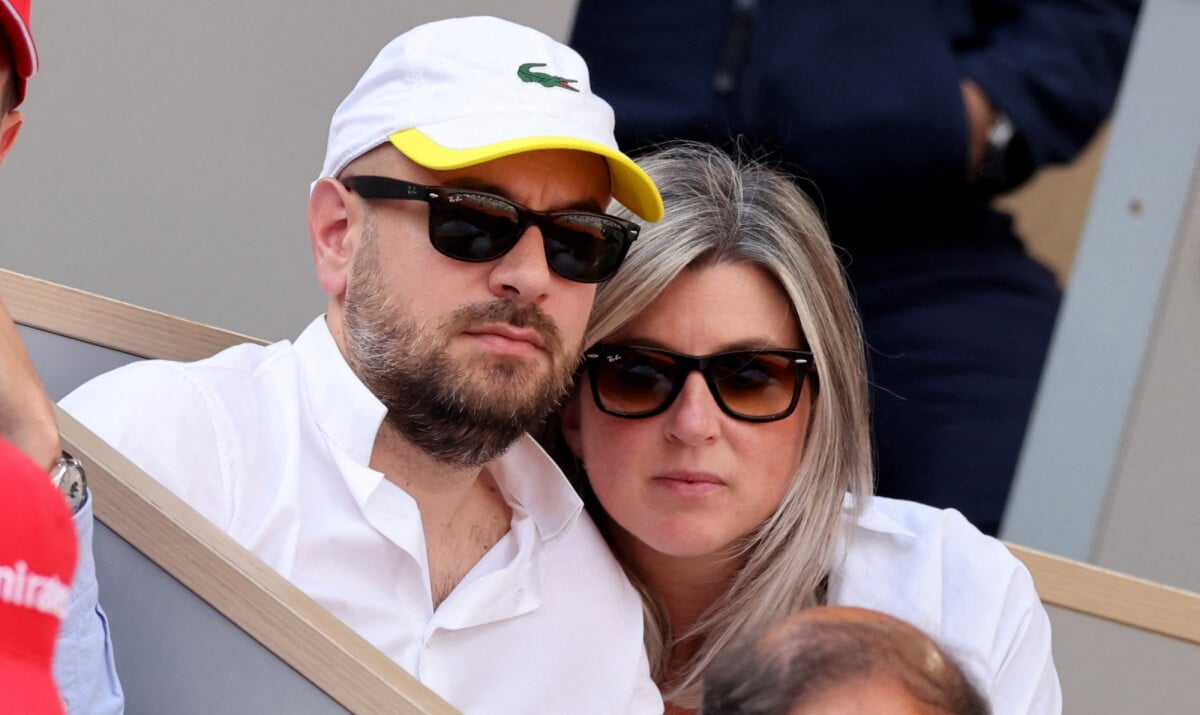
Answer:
[{"left": 664, "top": 372, "right": 722, "bottom": 445}]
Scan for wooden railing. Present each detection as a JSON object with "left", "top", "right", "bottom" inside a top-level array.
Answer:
[{"left": 1007, "top": 543, "right": 1200, "bottom": 645}]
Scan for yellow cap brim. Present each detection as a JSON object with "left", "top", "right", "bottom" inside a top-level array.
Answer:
[{"left": 389, "top": 129, "right": 663, "bottom": 222}]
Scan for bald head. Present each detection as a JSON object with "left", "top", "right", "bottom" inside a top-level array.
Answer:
[{"left": 701, "top": 607, "right": 989, "bottom": 715}]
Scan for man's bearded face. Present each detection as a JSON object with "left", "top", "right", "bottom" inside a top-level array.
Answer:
[{"left": 342, "top": 222, "right": 581, "bottom": 467}]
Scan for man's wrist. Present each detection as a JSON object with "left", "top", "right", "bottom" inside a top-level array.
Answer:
[
  {"left": 962, "top": 79, "right": 1034, "bottom": 195},
  {"left": 961, "top": 79, "right": 997, "bottom": 179}
]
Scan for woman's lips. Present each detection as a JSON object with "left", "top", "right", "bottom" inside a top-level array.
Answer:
[{"left": 651, "top": 471, "right": 727, "bottom": 497}]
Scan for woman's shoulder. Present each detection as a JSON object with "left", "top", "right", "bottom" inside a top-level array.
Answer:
[
  {"left": 834, "top": 495, "right": 1030, "bottom": 605},
  {"left": 831, "top": 495, "right": 1059, "bottom": 711}
]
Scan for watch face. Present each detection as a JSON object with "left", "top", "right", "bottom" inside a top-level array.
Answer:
[
  {"left": 53, "top": 457, "right": 88, "bottom": 514},
  {"left": 64, "top": 472, "right": 85, "bottom": 506},
  {"left": 977, "top": 113, "right": 1034, "bottom": 195}
]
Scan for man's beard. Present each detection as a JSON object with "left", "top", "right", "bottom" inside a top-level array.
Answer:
[{"left": 342, "top": 225, "right": 581, "bottom": 468}]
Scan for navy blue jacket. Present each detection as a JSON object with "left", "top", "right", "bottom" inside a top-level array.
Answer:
[
  {"left": 572, "top": 0, "right": 1140, "bottom": 251},
  {"left": 572, "top": 2, "right": 1139, "bottom": 534}
]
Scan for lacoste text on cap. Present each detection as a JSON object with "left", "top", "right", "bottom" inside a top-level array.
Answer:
[{"left": 316, "top": 15, "right": 663, "bottom": 222}]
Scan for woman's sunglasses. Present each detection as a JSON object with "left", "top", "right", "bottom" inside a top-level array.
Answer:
[
  {"left": 341, "top": 175, "right": 641, "bottom": 283},
  {"left": 582, "top": 344, "right": 817, "bottom": 423}
]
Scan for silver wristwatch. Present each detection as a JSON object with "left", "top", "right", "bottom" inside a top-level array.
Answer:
[
  {"left": 976, "top": 111, "right": 1033, "bottom": 194},
  {"left": 49, "top": 454, "right": 88, "bottom": 515}
]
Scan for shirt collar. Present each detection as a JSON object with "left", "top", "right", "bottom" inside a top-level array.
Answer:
[
  {"left": 294, "top": 315, "right": 387, "bottom": 469},
  {"left": 487, "top": 436, "right": 582, "bottom": 543},
  {"left": 843, "top": 492, "right": 919, "bottom": 540}
]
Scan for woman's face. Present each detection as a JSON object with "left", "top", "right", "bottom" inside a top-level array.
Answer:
[{"left": 572, "top": 262, "right": 814, "bottom": 561}]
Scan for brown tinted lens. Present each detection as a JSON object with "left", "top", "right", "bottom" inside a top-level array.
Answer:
[
  {"left": 708, "top": 352, "right": 799, "bottom": 417},
  {"left": 594, "top": 348, "right": 678, "bottom": 414}
]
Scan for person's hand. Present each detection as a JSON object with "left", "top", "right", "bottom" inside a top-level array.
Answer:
[
  {"left": 0, "top": 297, "right": 60, "bottom": 470},
  {"left": 961, "top": 79, "right": 998, "bottom": 180}
]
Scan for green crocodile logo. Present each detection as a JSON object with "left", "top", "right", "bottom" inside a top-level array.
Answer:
[{"left": 517, "top": 62, "right": 579, "bottom": 92}]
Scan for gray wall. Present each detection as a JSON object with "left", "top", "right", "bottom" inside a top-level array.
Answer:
[
  {"left": 1048, "top": 605, "right": 1200, "bottom": 714},
  {"left": 0, "top": 1, "right": 578, "bottom": 341},
  {"left": 95, "top": 524, "right": 350, "bottom": 715}
]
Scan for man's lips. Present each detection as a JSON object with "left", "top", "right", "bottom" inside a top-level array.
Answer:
[{"left": 462, "top": 324, "right": 546, "bottom": 354}]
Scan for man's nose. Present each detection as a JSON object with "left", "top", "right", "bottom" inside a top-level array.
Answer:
[{"left": 487, "top": 226, "right": 552, "bottom": 303}]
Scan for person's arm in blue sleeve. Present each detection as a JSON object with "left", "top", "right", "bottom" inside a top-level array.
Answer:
[
  {"left": 960, "top": 0, "right": 1142, "bottom": 169},
  {"left": 56, "top": 495, "right": 126, "bottom": 715}
]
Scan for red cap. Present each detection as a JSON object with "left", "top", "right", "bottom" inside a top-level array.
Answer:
[
  {"left": 0, "top": 0, "right": 38, "bottom": 106},
  {"left": 0, "top": 437, "right": 76, "bottom": 715}
]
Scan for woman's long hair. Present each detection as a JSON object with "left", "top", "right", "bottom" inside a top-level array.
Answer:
[{"left": 548, "top": 142, "right": 874, "bottom": 707}]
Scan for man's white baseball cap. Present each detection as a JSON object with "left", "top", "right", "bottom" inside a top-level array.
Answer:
[{"left": 316, "top": 15, "right": 663, "bottom": 222}]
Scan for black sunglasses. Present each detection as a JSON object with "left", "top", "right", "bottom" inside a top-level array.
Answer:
[
  {"left": 583, "top": 344, "right": 817, "bottom": 423},
  {"left": 341, "top": 175, "right": 641, "bottom": 283}
]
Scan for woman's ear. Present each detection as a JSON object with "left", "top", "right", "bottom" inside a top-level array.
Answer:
[{"left": 560, "top": 389, "right": 584, "bottom": 458}]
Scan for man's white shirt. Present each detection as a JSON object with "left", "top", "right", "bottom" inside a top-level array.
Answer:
[{"left": 62, "top": 316, "right": 662, "bottom": 714}]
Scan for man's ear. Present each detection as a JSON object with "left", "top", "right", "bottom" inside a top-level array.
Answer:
[
  {"left": 0, "top": 110, "right": 24, "bottom": 166},
  {"left": 309, "top": 177, "right": 356, "bottom": 298},
  {"left": 560, "top": 389, "right": 584, "bottom": 458}
]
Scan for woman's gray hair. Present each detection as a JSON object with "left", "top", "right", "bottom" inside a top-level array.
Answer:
[{"left": 578, "top": 142, "right": 874, "bottom": 706}]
